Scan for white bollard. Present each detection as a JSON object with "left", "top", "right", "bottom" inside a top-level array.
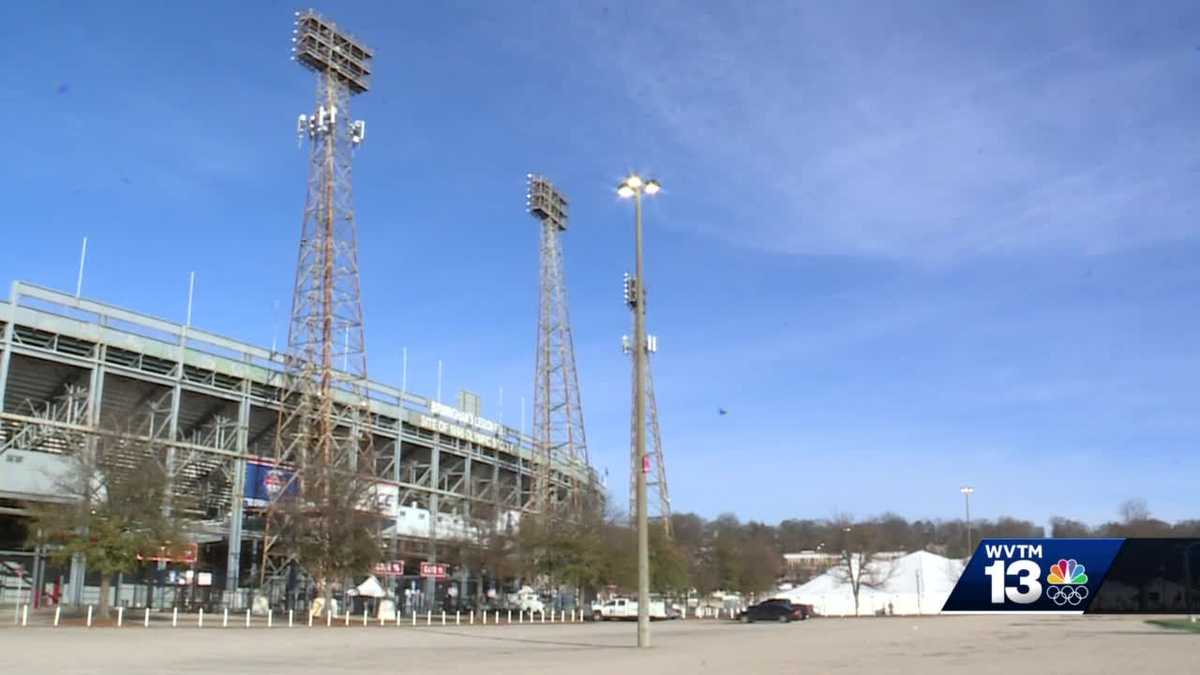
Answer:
[
  {"left": 146, "top": 607, "right": 152, "bottom": 628},
  {"left": 245, "top": 609, "right": 251, "bottom": 628},
  {"left": 289, "top": 609, "right": 294, "bottom": 628},
  {"left": 519, "top": 611, "right": 524, "bottom": 624},
  {"left": 551, "top": 609, "right": 555, "bottom": 623},
  {"left": 482, "top": 611, "right": 487, "bottom": 625},
  {"left": 199, "top": 608, "right": 204, "bottom": 628},
  {"left": 441, "top": 610, "right": 446, "bottom": 626},
  {"left": 308, "top": 610, "right": 313, "bottom": 628},
  {"left": 326, "top": 611, "right": 332, "bottom": 627},
  {"left": 54, "top": 606, "right": 61, "bottom": 627},
  {"left": 344, "top": 611, "right": 350, "bottom": 627},
  {"left": 86, "top": 605, "right": 93, "bottom": 628},
  {"left": 456, "top": 610, "right": 461, "bottom": 625},
  {"left": 223, "top": 608, "right": 229, "bottom": 627},
  {"left": 22, "top": 604, "right": 29, "bottom": 626},
  {"left": 117, "top": 606, "right": 124, "bottom": 627},
  {"left": 470, "top": 610, "right": 474, "bottom": 625},
  {"left": 507, "top": 609, "right": 512, "bottom": 624},
  {"left": 541, "top": 610, "right": 546, "bottom": 624},
  {"left": 411, "top": 611, "right": 416, "bottom": 627},
  {"left": 494, "top": 611, "right": 500, "bottom": 625},
  {"left": 426, "top": 610, "right": 431, "bottom": 626},
  {"left": 363, "top": 609, "right": 368, "bottom": 627},
  {"left": 172, "top": 607, "right": 178, "bottom": 627},
  {"left": 268, "top": 610, "right": 273, "bottom": 628},
  {"left": 379, "top": 612, "right": 384, "bottom": 627}
]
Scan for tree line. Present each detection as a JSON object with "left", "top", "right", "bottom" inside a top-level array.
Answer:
[{"left": 26, "top": 415, "right": 1194, "bottom": 612}]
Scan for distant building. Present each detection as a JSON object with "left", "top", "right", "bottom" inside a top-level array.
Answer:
[{"left": 782, "top": 550, "right": 908, "bottom": 582}]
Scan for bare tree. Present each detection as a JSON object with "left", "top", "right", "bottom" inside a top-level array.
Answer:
[
  {"left": 449, "top": 502, "right": 519, "bottom": 608},
  {"left": 274, "top": 456, "right": 383, "bottom": 610},
  {"left": 1050, "top": 517, "right": 1093, "bottom": 538},
  {"left": 830, "top": 517, "right": 898, "bottom": 615},
  {"left": 1119, "top": 498, "right": 1151, "bottom": 524}
]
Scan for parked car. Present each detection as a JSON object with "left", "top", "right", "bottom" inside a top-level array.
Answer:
[{"left": 738, "top": 600, "right": 810, "bottom": 623}]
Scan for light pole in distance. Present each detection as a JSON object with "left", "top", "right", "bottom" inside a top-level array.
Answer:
[{"left": 961, "top": 486, "right": 975, "bottom": 555}]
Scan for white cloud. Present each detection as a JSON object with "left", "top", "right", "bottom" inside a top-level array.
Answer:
[{"left": 568, "top": 2, "right": 1200, "bottom": 262}]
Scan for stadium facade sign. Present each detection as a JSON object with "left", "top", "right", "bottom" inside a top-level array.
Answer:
[
  {"left": 417, "top": 413, "right": 514, "bottom": 453},
  {"left": 429, "top": 400, "right": 498, "bottom": 434}
]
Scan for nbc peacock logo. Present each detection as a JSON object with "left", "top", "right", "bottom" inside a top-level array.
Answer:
[{"left": 1045, "top": 559, "right": 1089, "bottom": 606}]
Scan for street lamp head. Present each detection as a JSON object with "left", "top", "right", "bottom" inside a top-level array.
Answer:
[
  {"left": 960, "top": 486, "right": 974, "bottom": 495},
  {"left": 643, "top": 180, "right": 661, "bottom": 195},
  {"left": 617, "top": 183, "right": 635, "bottom": 199},
  {"left": 624, "top": 174, "right": 643, "bottom": 189}
]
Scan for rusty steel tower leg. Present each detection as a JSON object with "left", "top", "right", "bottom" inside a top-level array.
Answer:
[{"left": 527, "top": 175, "right": 589, "bottom": 518}]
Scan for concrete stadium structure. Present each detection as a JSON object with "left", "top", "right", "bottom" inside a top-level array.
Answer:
[{"left": 0, "top": 280, "right": 596, "bottom": 609}]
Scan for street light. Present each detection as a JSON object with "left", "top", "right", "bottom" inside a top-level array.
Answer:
[
  {"left": 618, "top": 173, "right": 660, "bottom": 649},
  {"left": 961, "top": 486, "right": 975, "bottom": 555}
]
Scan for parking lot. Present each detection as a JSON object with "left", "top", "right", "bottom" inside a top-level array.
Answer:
[{"left": 0, "top": 614, "right": 1194, "bottom": 674}]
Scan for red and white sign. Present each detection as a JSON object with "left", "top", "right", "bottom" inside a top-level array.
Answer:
[
  {"left": 374, "top": 561, "right": 405, "bottom": 577},
  {"left": 419, "top": 562, "right": 448, "bottom": 579}
]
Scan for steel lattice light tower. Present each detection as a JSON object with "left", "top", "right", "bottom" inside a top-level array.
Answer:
[
  {"left": 527, "top": 174, "right": 590, "bottom": 515},
  {"left": 260, "top": 10, "right": 374, "bottom": 587},
  {"left": 623, "top": 332, "right": 672, "bottom": 538}
]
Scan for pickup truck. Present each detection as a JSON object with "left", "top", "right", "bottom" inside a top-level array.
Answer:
[{"left": 591, "top": 597, "right": 676, "bottom": 621}]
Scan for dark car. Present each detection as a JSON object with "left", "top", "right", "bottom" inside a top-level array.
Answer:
[{"left": 738, "top": 600, "right": 809, "bottom": 623}]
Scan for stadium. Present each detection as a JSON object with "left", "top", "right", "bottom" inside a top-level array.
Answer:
[{"left": 0, "top": 279, "right": 598, "bottom": 612}]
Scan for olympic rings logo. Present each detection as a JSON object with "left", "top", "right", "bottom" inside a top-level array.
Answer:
[{"left": 1046, "top": 585, "right": 1089, "bottom": 606}]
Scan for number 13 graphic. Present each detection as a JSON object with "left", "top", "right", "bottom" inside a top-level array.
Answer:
[{"left": 984, "top": 560, "right": 1042, "bottom": 604}]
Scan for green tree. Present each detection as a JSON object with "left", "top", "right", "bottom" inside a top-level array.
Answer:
[
  {"left": 29, "top": 432, "right": 189, "bottom": 617},
  {"left": 649, "top": 526, "right": 690, "bottom": 594},
  {"left": 517, "top": 497, "right": 611, "bottom": 598}
]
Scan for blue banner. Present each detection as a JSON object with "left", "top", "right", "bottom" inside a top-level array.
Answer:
[
  {"left": 943, "top": 539, "right": 1124, "bottom": 613},
  {"left": 244, "top": 461, "right": 297, "bottom": 507}
]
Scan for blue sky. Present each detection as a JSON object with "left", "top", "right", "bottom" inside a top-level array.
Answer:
[{"left": 3, "top": 1, "right": 1200, "bottom": 528}]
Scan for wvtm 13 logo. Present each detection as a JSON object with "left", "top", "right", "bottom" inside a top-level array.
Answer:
[
  {"left": 983, "top": 544, "right": 1090, "bottom": 607},
  {"left": 941, "top": 539, "right": 1122, "bottom": 613}
]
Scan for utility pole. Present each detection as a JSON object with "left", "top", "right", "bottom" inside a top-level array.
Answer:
[{"left": 618, "top": 174, "right": 661, "bottom": 648}]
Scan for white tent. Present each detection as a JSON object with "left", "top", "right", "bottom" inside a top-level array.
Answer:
[
  {"left": 772, "top": 550, "right": 964, "bottom": 616},
  {"left": 352, "top": 575, "right": 387, "bottom": 598}
]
